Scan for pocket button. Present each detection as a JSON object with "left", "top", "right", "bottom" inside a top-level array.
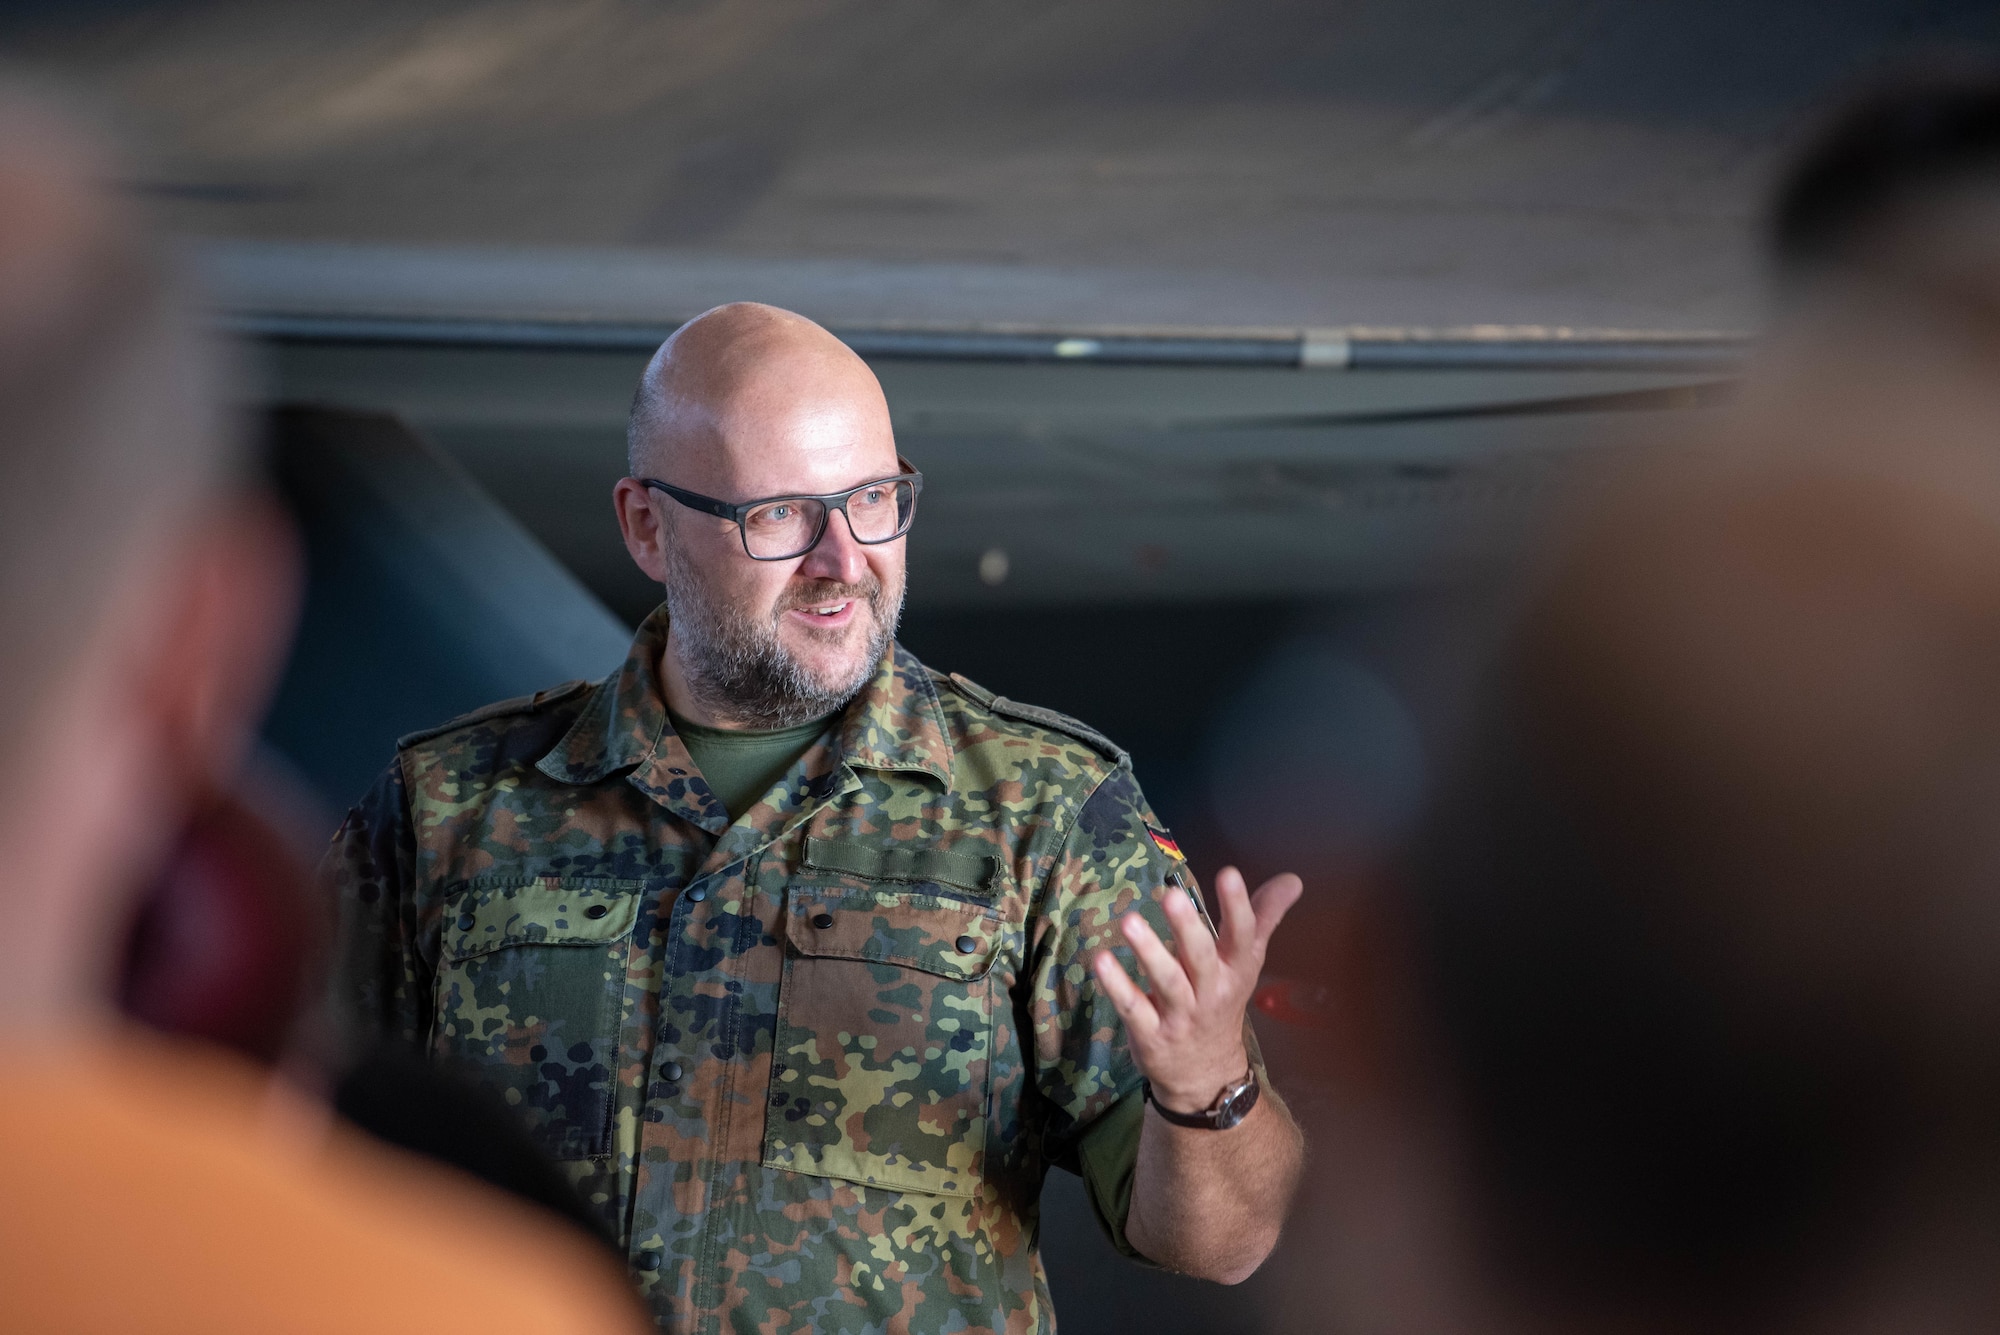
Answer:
[
  {"left": 955, "top": 935, "right": 979, "bottom": 954},
  {"left": 584, "top": 903, "right": 610, "bottom": 919},
  {"left": 810, "top": 912, "right": 835, "bottom": 930}
]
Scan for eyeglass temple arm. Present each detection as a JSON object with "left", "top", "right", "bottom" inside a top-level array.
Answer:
[{"left": 643, "top": 478, "right": 737, "bottom": 520}]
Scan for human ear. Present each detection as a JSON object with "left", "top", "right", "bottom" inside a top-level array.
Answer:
[
  {"left": 613, "top": 476, "right": 671, "bottom": 584},
  {"left": 136, "top": 493, "right": 303, "bottom": 792}
]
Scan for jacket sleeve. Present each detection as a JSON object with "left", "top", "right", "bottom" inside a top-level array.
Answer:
[
  {"left": 1027, "top": 766, "right": 1222, "bottom": 1256},
  {"left": 319, "top": 757, "right": 431, "bottom": 1049}
]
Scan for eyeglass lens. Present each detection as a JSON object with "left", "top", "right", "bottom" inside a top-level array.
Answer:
[{"left": 741, "top": 479, "right": 916, "bottom": 559}]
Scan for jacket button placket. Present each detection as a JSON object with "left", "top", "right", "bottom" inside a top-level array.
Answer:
[
  {"left": 659, "top": 875, "right": 716, "bottom": 1118},
  {"left": 631, "top": 873, "right": 714, "bottom": 1270}
]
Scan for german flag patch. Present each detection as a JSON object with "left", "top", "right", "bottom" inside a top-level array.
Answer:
[{"left": 1147, "top": 826, "right": 1186, "bottom": 862}]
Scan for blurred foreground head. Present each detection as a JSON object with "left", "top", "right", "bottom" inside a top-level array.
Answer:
[
  {"left": 0, "top": 87, "right": 298, "bottom": 1031},
  {"left": 1773, "top": 62, "right": 2000, "bottom": 299},
  {"left": 1401, "top": 418, "right": 2000, "bottom": 1332},
  {"left": 0, "top": 83, "right": 650, "bottom": 1335}
]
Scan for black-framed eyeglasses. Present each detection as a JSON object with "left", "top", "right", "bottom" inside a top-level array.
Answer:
[{"left": 640, "top": 463, "right": 924, "bottom": 561}]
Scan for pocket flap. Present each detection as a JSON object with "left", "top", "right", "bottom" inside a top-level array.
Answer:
[
  {"left": 804, "top": 837, "right": 1001, "bottom": 898},
  {"left": 783, "top": 887, "right": 999, "bottom": 980},
  {"left": 442, "top": 877, "right": 642, "bottom": 964}
]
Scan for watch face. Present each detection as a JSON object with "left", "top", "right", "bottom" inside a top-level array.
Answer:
[{"left": 1216, "top": 1079, "right": 1259, "bottom": 1129}]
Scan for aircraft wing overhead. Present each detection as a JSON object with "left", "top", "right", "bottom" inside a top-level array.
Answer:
[
  {"left": 7, "top": 0, "right": 1995, "bottom": 335},
  {"left": 2, "top": 0, "right": 1990, "bottom": 608}
]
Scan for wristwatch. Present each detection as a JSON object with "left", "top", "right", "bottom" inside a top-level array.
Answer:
[{"left": 1143, "top": 1069, "right": 1260, "bottom": 1130}]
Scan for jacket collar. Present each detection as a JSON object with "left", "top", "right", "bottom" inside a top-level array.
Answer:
[
  {"left": 537, "top": 602, "right": 673, "bottom": 786},
  {"left": 537, "top": 603, "right": 953, "bottom": 820},
  {"left": 835, "top": 639, "right": 954, "bottom": 786}
]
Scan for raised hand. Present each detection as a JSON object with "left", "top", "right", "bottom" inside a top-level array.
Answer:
[{"left": 1090, "top": 865, "right": 1304, "bottom": 1115}]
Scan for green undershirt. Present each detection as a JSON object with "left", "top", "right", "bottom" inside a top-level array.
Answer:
[{"left": 666, "top": 709, "right": 835, "bottom": 821}]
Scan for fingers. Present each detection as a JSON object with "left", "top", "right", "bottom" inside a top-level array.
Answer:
[
  {"left": 1121, "top": 911, "right": 1199, "bottom": 1013},
  {"left": 1161, "top": 882, "right": 1222, "bottom": 992},
  {"left": 1213, "top": 866, "right": 1305, "bottom": 971},
  {"left": 1213, "top": 866, "right": 1257, "bottom": 965},
  {"left": 1249, "top": 873, "right": 1305, "bottom": 952},
  {"left": 1090, "top": 947, "right": 1160, "bottom": 1039}
]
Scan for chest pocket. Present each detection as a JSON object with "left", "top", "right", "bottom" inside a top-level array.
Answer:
[
  {"left": 765, "top": 878, "right": 1002, "bottom": 1198},
  {"left": 431, "top": 876, "right": 641, "bottom": 1161}
]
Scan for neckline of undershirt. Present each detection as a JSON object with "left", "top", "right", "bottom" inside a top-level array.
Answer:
[{"left": 665, "top": 710, "right": 835, "bottom": 748}]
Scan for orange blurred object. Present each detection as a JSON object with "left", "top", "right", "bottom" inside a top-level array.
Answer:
[{"left": 0, "top": 1033, "right": 649, "bottom": 1335}]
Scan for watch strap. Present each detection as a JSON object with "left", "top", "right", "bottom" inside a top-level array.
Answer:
[{"left": 1142, "top": 1070, "right": 1260, "bottom": 1130}]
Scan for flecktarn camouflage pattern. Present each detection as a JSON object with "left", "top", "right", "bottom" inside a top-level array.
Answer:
[{"left": 325, "top": 604, "right": 1241, "bottom": 1334}]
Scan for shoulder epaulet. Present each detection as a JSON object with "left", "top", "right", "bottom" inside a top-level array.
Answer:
[
  {"left": 935, "top": 671, "right": 1130, "bottom": 767},
  {"left": 395, "top": 678, "right": 594, "bottom": 751}
]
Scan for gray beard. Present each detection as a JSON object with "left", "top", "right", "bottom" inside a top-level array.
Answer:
[{"left": 661, "top": 543, "right": 903, "bottom": 728}]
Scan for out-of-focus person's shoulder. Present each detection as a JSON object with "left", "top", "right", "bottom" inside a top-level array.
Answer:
[{"left": 0, "top": 1028, "right": 649, "bottom": 1335}]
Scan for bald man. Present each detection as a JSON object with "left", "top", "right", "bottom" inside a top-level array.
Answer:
[{"left": 326, "top": 303, "right": 1305, "bottom": 1333}]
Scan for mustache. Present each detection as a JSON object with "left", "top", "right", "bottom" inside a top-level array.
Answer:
[{"left": 774, "top": 576, "right": 883, "bottom": 616}]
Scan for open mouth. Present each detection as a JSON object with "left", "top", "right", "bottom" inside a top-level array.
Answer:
[{"left": 786, "top": 598, "right": 860, "bottom": 627}]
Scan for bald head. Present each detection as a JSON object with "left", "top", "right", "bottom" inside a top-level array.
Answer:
[
  {"left": 0, "top": 84, "right": 299, "bottom": 1032},
  {"left": 613, "top": 303, "right": 907, "bottom": 728},
  {"left": 626, "top": 302, "right": 889, "bottom": 481},
  {"left": 0, "top": 88, "right": 227, "bottom": 760}
]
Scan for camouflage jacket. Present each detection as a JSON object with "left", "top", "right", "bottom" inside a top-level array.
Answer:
[{"left": 325, "top": 606, "right": 1231, "bottom": 1334}]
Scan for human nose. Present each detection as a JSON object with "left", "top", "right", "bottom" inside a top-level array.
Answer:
[{"left": 796, "top": 504, "right": 869, "bottom": 584}]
